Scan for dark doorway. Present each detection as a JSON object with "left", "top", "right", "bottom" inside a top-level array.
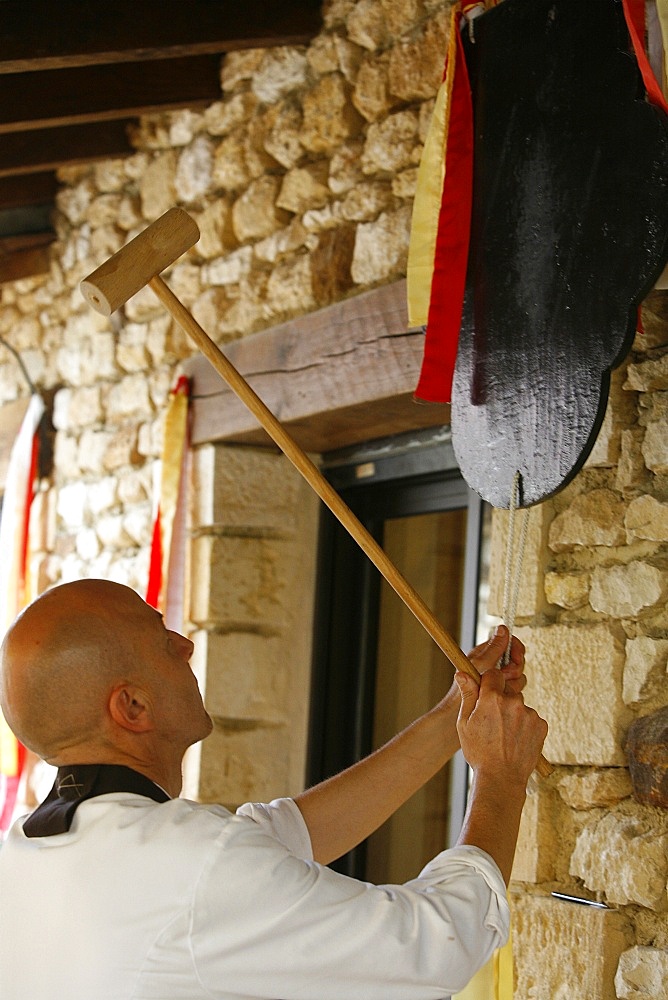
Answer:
[{"left": 307, "top": 429, "right": 493, "bottom": 881}]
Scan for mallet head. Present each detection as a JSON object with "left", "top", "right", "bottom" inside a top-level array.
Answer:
[{"left": 80, "top": 207, "right": 200, "bottom": 316}]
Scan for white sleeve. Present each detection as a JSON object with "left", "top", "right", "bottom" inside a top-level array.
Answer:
[
  {"left": 190, "top": 816, "right": 509, "bottom": 1000},
  {"left": 236, "top": 797, "right": 313, "bottom": 860}
]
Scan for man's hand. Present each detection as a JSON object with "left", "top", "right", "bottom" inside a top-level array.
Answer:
[
  {"left": 454, "top": 648, "right": 548, "bottom": 883},
  {"left": 455, "top": 667, "right": 548, "bottom": 788}
]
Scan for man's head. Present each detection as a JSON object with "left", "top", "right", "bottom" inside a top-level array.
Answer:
[{"left": 0, "top": 580, "right": 212, "bottom": 788}]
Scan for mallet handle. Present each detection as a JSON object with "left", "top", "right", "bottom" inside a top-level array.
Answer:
[{"left": 148, "top": 274, "right": 553, "bottom": 779}]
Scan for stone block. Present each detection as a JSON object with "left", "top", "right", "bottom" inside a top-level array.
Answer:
[
  {"left": 544, "top": 570, "right": 590, "bottom": 609},
  {"left": 103, "top": 424, "right": 141, "bottom": 471},
  {"left": 202, "top": 246, "right": 253, "bottom": 287},
  {"left": 623, "top": 635, "right": 668, "bottom": 707},
  {"left": 585, "top": 365, "right": 637, "bottom": 469},
  {"left": 616, "top": 427, "right": 651, "bottom": 495},
  {"left": 347, "top": 0, "right": 388, "bottom": 50},
  {"left": 252, "top": 47, "right": 308, "bottom": 104},
  {"left": 197, "top": 721, "right": 291, "bottom": 805},
  {"left": 311, "top": 225, "right": 356, "bottom": 305},
  {"left": 191, "top": 288, "right": 231, "bottom": 338},
  {"left": 487, "top": 501, "right": 554, "bottom": 619},
  {"left": 642, "top": 415, "right": 668, "bottom": 474},
  {"left": 328, "top": 139, "right": 366, "bottom": 195},
  {"left": 265, "top": 254, "right": 315, "bottom": 317},
  {"left": 106, "top": 374, "right": 152, "bottom": 422},
  {"left": 96, "top": 511, "right": 133, "bottom": 549},
  {"left": 624, "top": 351, "right": 668, "bottom": 391},
  {"left": 518, "top": 623, "right": 628, "bottom": 765},
  {"left": 625, "top": 494, "right": 668, "bottom": 542},
  {"left": 175, "top": 135, "right": 214, "bottom": 204},
  {"left": 116, "top": 325, "right": 149, "bottom": 374},
  {"left": 548, "top": 488, "right": 627, "bottom": 551},
  {"left": 556, "top": 768, "right": 633, "bottom": 810},
  {"left": 122, "top": 503, "right": 152, "bottom": 547},
  {"left": 300, "top": 73, "right": 363, "bottom": 154},
  {"left": 590, "top": 562, "right": 668, "bottom": 619},
  {"left": 511, "top": 894, "right": 631, "bottom": 1000},
  {"left": 380, "top": 0, "right": 424, "bottom": 38},
  {"left": 263, "top": 100, "right": 305, "bottom": 170},
  {"left": 220, "top": 48, "right": 265, "bottom": 93},
  {"left": 78, "top": 427, "right": 114, "bottom": 475},
  {"left": 361, "top": 109, "right": 419, "bottom": 174},
  {"left": 352, "top": 55, "right": 392, "bottom": 122},
  {"left": 193, "top": 200, "right": 236, "bottom": 260},
  {"left": 190, "top": 534, "right": 295, "bottom": 630},
  {"left": 192, "top": 444, "right": 304, "bottom": 532},
  {"left": 307, "top": 33, "right": 340, "bottom": 75},
  {"left": 204, "top": 94, "right": 258, "bottom": 138},
  {"left": 192, "top": 630, "right": 287, "bottom": 722},
  {"left": 570, "top": 806, "right": 668, "bottom": 908},
  {"left": 615, "top": 945, "right": 668, "bottom": 999},
  {"left": 213, "top": 131, "right": 252, "bottom": 192},
  {"left": 350, "top": 203, "right": 412, "bottom": 284},
  {"left": 56, "top": 480, "right": 88, "bottom": 529},
  {"left": 511, "top": 780, "right": 565, "bottom": 884},
  {"left": 388, "top": 8, "right": 449, "bottom": 101},
  {"left": 139, "top": 151, "right": 177, "bottom": 220},
  {"left": 340, "top": 180, "right": 392, "bottom": 221},
  {"left": 87, "top": 475, "right": 118, "bottom": 515},
  {"left": 625, "top": 707, "right": 668, "bottom": 809},
  {"left": 277, "top": 165, "right": 330, "bottom": 215},
  {"left": 232, "top": 176, "right": 291, "bottom": 242}
]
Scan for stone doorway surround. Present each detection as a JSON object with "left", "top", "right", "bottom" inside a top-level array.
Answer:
[{"left": 181, "top": 279, "right": 448, "bottom": 807}]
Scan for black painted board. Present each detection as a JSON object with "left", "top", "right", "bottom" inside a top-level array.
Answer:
[{"left": 450, "top": 0, "right": 668, "bottom": 508}]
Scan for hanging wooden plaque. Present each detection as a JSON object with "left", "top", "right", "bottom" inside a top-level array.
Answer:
[{"left": 450, "top": 0, "right": 668, "bottom": 508}]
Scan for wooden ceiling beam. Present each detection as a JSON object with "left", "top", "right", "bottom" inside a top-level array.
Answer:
[
  {"left": 0, "top": 231, "right": 55, "bottom": 284},
  {"left": 0, "top": 56, "right": 222, "bottom": 134},
  {"left": 0, "top": 1, "right": 322, "bottom": 73},
  {"left": 0, "top": 121, "right": 135, "bottom": 178},
  {"left": 0, "top": 173, "right": 58, "bottom": 210}
]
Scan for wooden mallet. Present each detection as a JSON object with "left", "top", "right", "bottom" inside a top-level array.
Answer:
[{"left": 81, "top": 207, "right": 552, "bottom": 779}]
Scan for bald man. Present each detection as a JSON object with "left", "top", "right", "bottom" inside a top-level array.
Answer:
[{"left": 0, "top": 579, "right": 547, "bottom": 1000}]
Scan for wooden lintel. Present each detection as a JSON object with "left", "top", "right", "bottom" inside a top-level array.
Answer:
[
  {"left": 0, "top": 121, "right": 135, "bottom": 177},
  {"left": 183, "top": 281, "right": 450, "bottom": 454},
  {"left": 0, "top": 56, "right": 222, "bottom": 134},
  {"left": 0, "top": 1, "right": 322, "bottom": 73}
]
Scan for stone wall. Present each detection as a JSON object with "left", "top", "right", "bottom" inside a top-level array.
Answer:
[
  {"left": 489, "top": 291, "right": 668, "bottom": 997},
  {"left": 0, "top": 0, "right": 666, "bottom": 996}
]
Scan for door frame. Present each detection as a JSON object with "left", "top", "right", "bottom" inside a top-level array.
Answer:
[{"left": 307, "top": 428, "right": 485, "bottom": 876}]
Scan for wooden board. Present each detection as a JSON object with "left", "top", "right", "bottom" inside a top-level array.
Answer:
[
  {"left": 184, "top": 281, "right": 450, "bottom": 453},
  {"left": 450, "top": 0, "right": 668, "bottom": 508}
]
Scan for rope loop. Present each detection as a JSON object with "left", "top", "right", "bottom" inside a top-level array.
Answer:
[{"left": 501, "top": 471, "right": 530, "bottom": 665}]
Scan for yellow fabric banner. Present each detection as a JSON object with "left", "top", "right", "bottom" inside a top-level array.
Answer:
[{"left": 453, "top": 929, "right": 513, "bottom": 1000}]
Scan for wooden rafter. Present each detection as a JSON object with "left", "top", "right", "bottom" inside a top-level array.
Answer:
[
  {"left": 0, "top": 56, "right": 222, "bottom": 133},
  {"left": 0, "top": 1, "right": 322, "bottom": 73}
]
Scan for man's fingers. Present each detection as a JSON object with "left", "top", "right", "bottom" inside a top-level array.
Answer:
[{"left": 455, "top": 672, "right": 480, "bottom": 723}]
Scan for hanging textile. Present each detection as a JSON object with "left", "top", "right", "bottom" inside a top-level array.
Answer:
[
  {"left": 407, "top": 2, "right": 492, "bottom": 404},
  {"left": 453, "top": 927, "right": 513, "bottom": 1000},
  {"left": 0, "top": 393, "right": 44, "bottom": 834},
  {"left": 146, "top": 376, "right": 191, "bottom": 631},
  {"left": 408, "top": 0, "right": 668, "bottom": 407}
]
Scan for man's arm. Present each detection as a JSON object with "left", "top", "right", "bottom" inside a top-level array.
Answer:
[
  {"left": 295, "top": 625, "right": 527, "bottom": 865},
  {"left": 455, "top": 667, "right": 548, "bottom": 883}
]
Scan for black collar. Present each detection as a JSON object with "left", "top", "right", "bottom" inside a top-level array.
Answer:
[{"left": 22, "top": 763, "right": 170, "bottom": 838}]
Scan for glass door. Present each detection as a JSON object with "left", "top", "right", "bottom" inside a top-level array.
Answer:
[{"left": 308, "top": 430, "right": 491, "bottom": 882}]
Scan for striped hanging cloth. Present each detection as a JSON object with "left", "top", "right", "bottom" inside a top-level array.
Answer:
[
  {"left": 408, "top": 0, "right": 668, "bottom": 405},
  {"left": 146, "top": 376, "right": 191, "bottom": 631},
  {"left": 0, "top": 394, "right": 44, "bottom": 834}
]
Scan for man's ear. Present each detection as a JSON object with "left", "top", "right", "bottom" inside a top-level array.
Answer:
[{"left": 108, "top": 684, "right": 154, "bottom": 733}]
